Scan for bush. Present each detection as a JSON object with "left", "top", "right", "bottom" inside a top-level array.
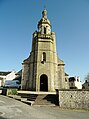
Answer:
[{"left": 7, "top": 89, "right": 17, "bottom": 95}]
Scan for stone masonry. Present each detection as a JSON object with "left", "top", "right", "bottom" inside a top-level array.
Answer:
[{"left": 59, "top": 90, "right": 89, "bottom": 110}]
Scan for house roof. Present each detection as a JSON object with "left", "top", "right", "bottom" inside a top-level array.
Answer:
[
  {"left": 69, "top": 77, "right": 75, "bottom": 82},
  {"left": 0, "top": 71, "right": 11, "bottom": 76}
]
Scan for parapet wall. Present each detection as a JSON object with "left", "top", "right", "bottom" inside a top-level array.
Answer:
[{"left": 58, "top": 89, "right": 89, "bottom": 110}]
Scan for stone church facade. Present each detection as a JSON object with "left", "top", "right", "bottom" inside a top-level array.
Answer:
[{"left": 21, "top": 9, "right": 69, "bottom": 92}]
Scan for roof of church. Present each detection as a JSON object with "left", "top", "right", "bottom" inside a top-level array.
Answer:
[
  {"left": 23, "top": 56, "right": 30, "bottom": 64},
  {"left": 57, "top": 57, "right": 65, "bottom": 65},
  {"left": 38, "top": 9, "right": 51, "bottom": 27}
]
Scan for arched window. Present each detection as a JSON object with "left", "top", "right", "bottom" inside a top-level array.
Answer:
[
  {"left": 65, "top": 78, "right": 67, "bottom": 82},
  {"left": 41, "top": 52, "right": 46, "bottom": 63}
]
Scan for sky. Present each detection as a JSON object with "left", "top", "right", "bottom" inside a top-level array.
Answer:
[{"left": 0, "top": 0, "right": 89, "bottom": 82}]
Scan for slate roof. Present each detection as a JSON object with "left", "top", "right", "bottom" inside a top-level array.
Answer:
[
  {"left": 69, "top": 77, "right": 75, "bottom": 82},
  {"left": 0, "top": 71, "right": 11, "bottom": 76}
]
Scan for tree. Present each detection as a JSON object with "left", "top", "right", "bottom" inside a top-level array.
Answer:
[{"left": 85, "top": 73, "right": 89, "bottom": 82}]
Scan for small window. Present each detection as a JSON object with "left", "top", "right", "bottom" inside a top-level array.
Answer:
[
  {"left": 44, "top": 27, "right": 46, "bottom": 34},
  {"left": 65, "top": 78, "right": 67, "bottom": 82},
  {"left": 41, "top": 52, "right": 46, "bottom": 63},
  {"left": 77, "top": 79, "right": 79, "bottom": 82},
  {"left": 43, "top": 52, "right": 46, "bottom": 61}
]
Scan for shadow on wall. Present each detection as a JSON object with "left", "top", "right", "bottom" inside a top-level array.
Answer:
[{"left": 0, "top": 116, "right": 7, "bottom": 119}]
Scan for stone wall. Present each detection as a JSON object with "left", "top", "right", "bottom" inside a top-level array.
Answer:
[{"left": 59, "top": 90, "right": 89, "bottom": 110}]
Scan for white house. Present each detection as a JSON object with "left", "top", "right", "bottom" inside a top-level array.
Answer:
[
  {"left": 69, "top": 76, "right": 82, "bottom": 89},
  {"left": 0, "top": 71, "right": 17, "bottom": 87},
  {"left": 0, "top": 72, "right": 11, "bottom": 86}
]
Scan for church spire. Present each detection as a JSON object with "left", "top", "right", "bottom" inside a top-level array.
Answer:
[
  {"left": 42, "top": 9, "right": 47, "bottom": 19},
  {"left": 38, "top": 9, "right": 51, "bottom": 34}
]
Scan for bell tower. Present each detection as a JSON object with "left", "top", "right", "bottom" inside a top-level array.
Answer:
[
  {"left": 21, "top": 9, "right": 68, "bottom": 92},
  {"left": 38, "top": 9, "right": 51, "bottom": 34}
]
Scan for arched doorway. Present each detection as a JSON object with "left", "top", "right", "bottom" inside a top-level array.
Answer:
[{"left": 40, "top": 74, "right": 48, "bottom": 91}]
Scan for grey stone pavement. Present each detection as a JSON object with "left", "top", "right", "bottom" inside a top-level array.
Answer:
[{"left": 0, "top": 95, "right": 89, "bottom": 119}]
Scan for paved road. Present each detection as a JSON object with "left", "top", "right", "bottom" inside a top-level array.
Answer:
[{"left": 0, "top": 95, "right": 89, "bottom": 119}]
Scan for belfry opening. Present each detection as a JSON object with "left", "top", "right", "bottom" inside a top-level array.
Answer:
[{"left": 40, "top": 74, "right": 48, "bottom": 91}]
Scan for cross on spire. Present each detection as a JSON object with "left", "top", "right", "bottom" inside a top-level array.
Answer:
[{"left": 42, "top": 8, "right": 47, "bottom": 18}]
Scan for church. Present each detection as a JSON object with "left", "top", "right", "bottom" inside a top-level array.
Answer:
[{"left": 21, "top": 9, "right": 69, "bottom": 92}]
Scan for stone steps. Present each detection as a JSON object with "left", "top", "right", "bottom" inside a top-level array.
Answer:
[
  {"left": 18, "top": 93, "right": 38, "bottom": 105},
  {"left": 33, "top": 94, "right": 59, "bottom": 106},
  {"left": 9, "top": 92, "right": 59, "bottom": 106},
  {"left": 8, "top": 94, "right": 37, "bottom": 105}
]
